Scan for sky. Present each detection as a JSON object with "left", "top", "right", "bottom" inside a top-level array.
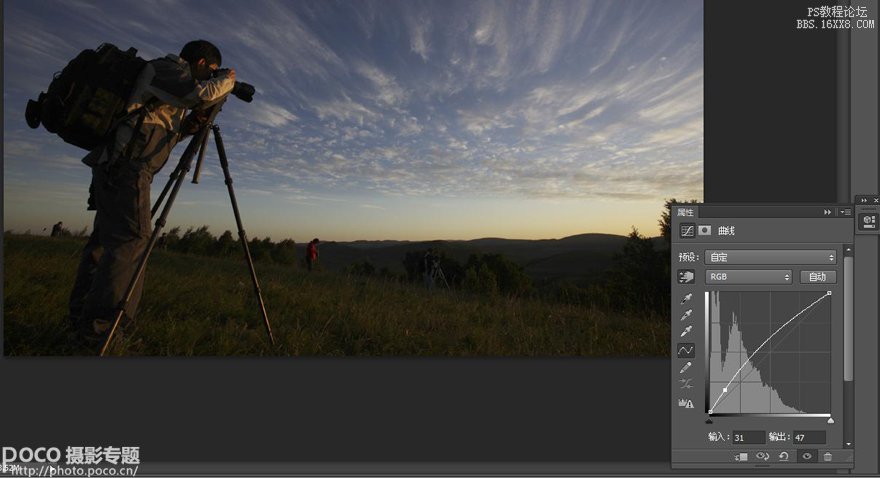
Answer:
[{"left": 3, "top": 0, "right": 703, "bottom": 242}]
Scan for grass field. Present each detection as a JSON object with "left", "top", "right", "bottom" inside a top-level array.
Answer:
[{"left": 3, "top": 234, "right": 670, "bottom": 356}]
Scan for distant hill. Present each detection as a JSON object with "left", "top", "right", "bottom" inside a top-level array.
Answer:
[
  {"left": 344, "top": 240, "right": 413, "bottom": 250},
  {"left": 295, "top": 233, "right": 663, "bottom": 286}
]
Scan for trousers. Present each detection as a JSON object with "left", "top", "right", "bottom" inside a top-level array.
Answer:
[{"left": 69, "top": 123, "right": 177, "bottom": 326}]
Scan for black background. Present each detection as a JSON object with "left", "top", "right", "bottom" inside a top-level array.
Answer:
[{"left": 0, "top": 0, "right": 845, "bottom": 468}]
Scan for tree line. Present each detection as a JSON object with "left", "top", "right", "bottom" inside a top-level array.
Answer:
[
  {"left": 157, "top": 226, "right": 299, "bottom": 265},
  {"left": 352, "top": 198, "right": 695, "bottom": 317},
  {"left": 31, "top": 199, "right": 693, "bottom": 318}
]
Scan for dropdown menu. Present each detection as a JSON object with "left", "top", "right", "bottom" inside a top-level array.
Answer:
[
  {"left": 705, "top": 269, "right": 794, "bottom": 285},
  {"left": 704, "top": 250, "right": 837, "bottom": 265}
]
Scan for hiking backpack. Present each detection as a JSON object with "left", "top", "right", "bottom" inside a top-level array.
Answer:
[{"left": 25, "top": 43, "right": 147, "bottom": 151}]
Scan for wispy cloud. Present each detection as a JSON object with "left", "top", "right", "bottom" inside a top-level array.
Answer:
[
  {"left": 404, "top": 5, "right": 432, "bottom": 61},
  {"left": 248, "top": 102, "right": 299, "bottom": 128},
  {"left": 311, "top": 95, "right": 380, "bottom": 125},
  {"left": 4, "top": 0, "right": 704, "bottom": 238},
  {"left": 354, "top": 62, "right": 409, "bottom": 107}
]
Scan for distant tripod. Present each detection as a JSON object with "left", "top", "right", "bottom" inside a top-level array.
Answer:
[
  {"left": 430, "top": 260, "right": 450, "bottom": 290},
  {"left": 100, "top": 98, "right": 276, "bottom": 356}
]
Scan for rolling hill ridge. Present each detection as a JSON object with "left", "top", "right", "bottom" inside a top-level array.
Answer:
[{"left": 296, "top": 233, "right": 659, "bottom": 286}]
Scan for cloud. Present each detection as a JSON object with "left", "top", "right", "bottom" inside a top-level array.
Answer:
[
  {"left": 354, "top": 62, "right": 409, "bottom": 106},
  {"left": 4, "top": 139, "right": 41, "bottom": 157},
  {"left": 457, "top": 109, "right": 514, "bottom": 136},
  {"left": 255, "top": 103, "right": 299, "bottom": 128},
  {"left": 405, "top": 7, "right": 432, "bottom": 61},
  {"left": 395, "top": 116, "right": 423, "bottom": 136},
  {"left": 528, "top": 1, "right": 590, "bottom": 73},
  {"left": 645, "top": 118, "right": 703, "bottom": 147},
  {"left": 311, "top": 94, "right": 380, "bottom": 125},
  {"left": 230, "top": 2, "right": 347, "bottom": 81}
]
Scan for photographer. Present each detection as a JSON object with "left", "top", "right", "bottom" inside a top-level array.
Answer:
[
  {"left": 68, "top": 40, "right": 236, "bottom": 348},
  {"left": 423, "top": 248, "right": 437, "bottom": 290},
  {"left": 50, "top": 221, "right": 64, "bottom": 237}
]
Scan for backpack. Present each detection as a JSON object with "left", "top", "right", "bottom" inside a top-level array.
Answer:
[{"left": 25, "top": 43, "right": 147, "bottom": 151}]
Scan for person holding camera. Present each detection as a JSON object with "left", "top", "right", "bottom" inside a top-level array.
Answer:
[{"left": 68, "top": 40, "right": 236, "bottom": 347}]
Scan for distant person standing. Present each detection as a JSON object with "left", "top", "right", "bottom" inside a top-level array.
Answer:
[
  {"left": 423, "top": 248, "right": 436, "bottom": 290},
  {"left": 50, "top": 221, "right": 64, "bottom": 237},
  {"left": 157, "top": 232, "right": 168, "bottom": 251},
  {"left": 306, "top": 238, "right": 320, "bottom": 272}
]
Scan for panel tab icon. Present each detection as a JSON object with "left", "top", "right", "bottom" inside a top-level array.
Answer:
[{"left": 680, "top": 223, "right": 696, "bottom": 238}]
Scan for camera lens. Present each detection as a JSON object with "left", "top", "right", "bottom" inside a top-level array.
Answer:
[{"left": 231, "top": 82, "right": 255, "bottom": 103}]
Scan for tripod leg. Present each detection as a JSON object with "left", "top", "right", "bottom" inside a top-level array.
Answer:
[
  {"left": 151, "top": 151, "right": 189, "bottom": 218},
  {"left": 211, "top": 124, "right": 277, "bottom": 346},
  {"left": 99, "top": 116, "right": 216, "bottom": 356},
  {"left": 190, "top": 129, "right": 211, "bottom": 185},
  {"left": 439, "top": 269, "right": 450, "bottom": 290}
]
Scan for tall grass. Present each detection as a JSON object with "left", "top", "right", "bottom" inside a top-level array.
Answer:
[{"left": 3, "top": 234, "right": 669, "bottom": 356}]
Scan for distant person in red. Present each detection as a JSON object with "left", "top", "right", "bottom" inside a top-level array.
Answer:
[{"left": 306, "top": 238, "right": 320, "bottom": 272}]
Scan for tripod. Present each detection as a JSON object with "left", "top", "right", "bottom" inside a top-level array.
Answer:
[
  {"left": 430, "top": 261, "right": 450, "bottom": 290},
  {"left": 99, "top": 98, "right": 276, "bottom": 356}
]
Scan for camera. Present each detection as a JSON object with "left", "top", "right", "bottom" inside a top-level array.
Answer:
[{"left": 214, "top": 69, "right": 255, "bottom": 103}]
